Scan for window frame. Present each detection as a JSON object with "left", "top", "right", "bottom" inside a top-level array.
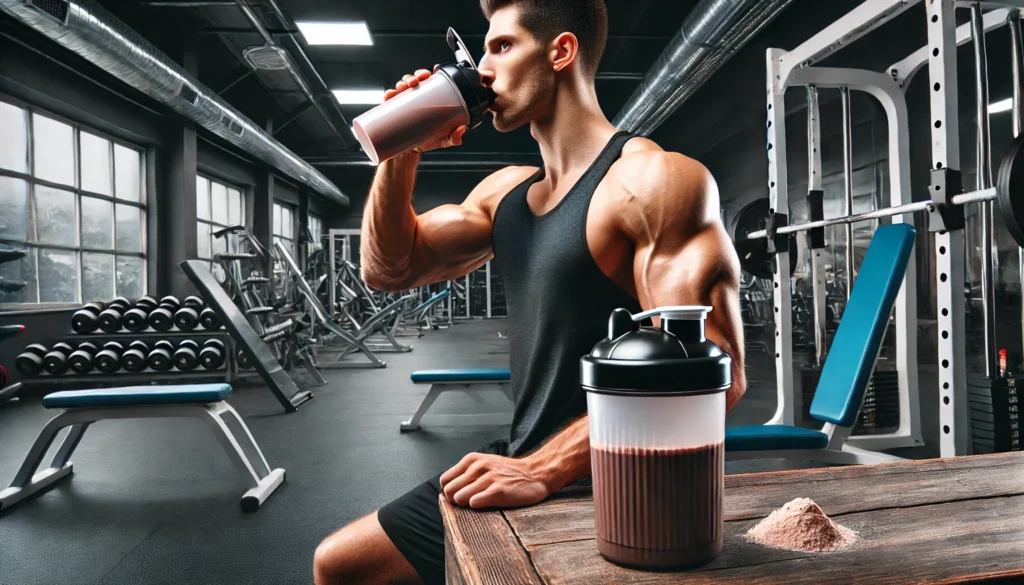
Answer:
[
  {"left": 0, "top": 95, "right": 148, "bottom": 307},
  {"left": 273, "top": 201, "right": 296, "bottom": 256},
  {"left": 195, "top": 173, "right": 246, "bottom": 263}
]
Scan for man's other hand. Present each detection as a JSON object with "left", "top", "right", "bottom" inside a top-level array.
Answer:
[{"left": 440, "top": 452, "right": 550, "bottom": 509}]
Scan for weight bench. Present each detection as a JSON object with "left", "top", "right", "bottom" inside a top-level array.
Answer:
[
  {"left": 0, "top": 383, "right": 284, "bottom": 513},
  {"left": 399, "top": 289, "right": 452, "bottom": 336},
  {"left": 726, "top": 223, "right": 916, "bottom": 465},
  {"left": 400, "top": 368, "right": 514, "bottom": 432}
]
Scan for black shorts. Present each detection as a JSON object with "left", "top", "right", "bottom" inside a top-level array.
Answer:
[{"left": 378, "top": 439, "right": 508, "bottom": 585}]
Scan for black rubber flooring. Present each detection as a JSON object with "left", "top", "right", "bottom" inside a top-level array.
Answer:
[{"left": 0, "top": 320, "right": 923, "bottom": 585}]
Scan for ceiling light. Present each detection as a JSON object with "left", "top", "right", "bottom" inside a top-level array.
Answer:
[
  {"left": 333, "top": 89, "right": 385, "bottom": 105},
  {"left": 296, "top": 22, "right": 373, "bottom": 46},
  {"left": 990, "top": 98, "right": 1012, "bottom": 114}
]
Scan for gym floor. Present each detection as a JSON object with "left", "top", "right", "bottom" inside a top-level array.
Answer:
[{"left": 0, "top": 320, "right": 921, "bottom": 585}]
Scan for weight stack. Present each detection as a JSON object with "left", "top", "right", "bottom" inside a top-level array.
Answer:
[
  {"left": 968, "top": 374, "right": 1021, "bottom": 454},
  {"left": 801, "top": 367, "right": 900, "bottom": 434}
]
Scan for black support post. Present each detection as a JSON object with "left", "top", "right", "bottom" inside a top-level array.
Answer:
[{"left": 298, "top": 189, "right": 310, "bottom": 269}]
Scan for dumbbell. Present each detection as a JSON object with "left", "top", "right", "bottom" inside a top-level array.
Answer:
[
  {"left": 148, "top": 301, "right": 177, "bottom": 332},
  {"left": 98, "top": 304, "right": 126, "bottom": 333},
  {"left": 108, "top": 296, "right": 131, "bottom": 310},
  {"left": 183, "top": 295, "right": 204, "bottom": 310},
  {"left": 95, "top": 341, "right": 124, "bottom": 373},
  {"left": 236, "top": 349, "right": 252, "bottom": 370},
  {"left": 173, "top": 305, "right": 199, "bottom": 332},
  {"left": 160, "top": 295, "right": 182, "bottom": 312},
  {"left": 135, "top": 296, "right": 158, "bottom": 312},
  {"left": 71, "top": 302, "right": 105, "bottom": 334},
  {"left": 122, "top": 340, "right": 149, "bottom": 372},
  {"left": 15, "top": 343, "right": 48, "bottom": 376},
  {"left": 199, "top": 339, "right": 226, "bottom": 369},
  {"left": 43, "top": 342, "right": 75, "bottom": 374},
  {"left": 148, "top": 340, "right": 174, "bottom": 371},
  {"left": 173, "top": 340, "right": 200, "bottom": 371},
  {"left": 68, "top": 341, "right": 99, "bottom": 374},
  {"left": 123, "top": 303, "right": 150, "bottom": 332},
  {"left": 199, "top": 307, "right": 221, "bottom": 330}
]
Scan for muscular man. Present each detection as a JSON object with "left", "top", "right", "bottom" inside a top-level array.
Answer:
[{"left": 314, "top": 1, "right": 745, "bottom": 583}]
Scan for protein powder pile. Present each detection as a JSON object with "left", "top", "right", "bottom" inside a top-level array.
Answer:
[{"left": 746, "top": 497, "right": 857, "bottom": 553}]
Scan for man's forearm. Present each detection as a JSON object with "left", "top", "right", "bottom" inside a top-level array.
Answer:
[
  {"left": 523, "top": 415, "right": 591, "bottom": 493},
  {"left": 361, "top": 151, "right": 422, "bottom": 286}
]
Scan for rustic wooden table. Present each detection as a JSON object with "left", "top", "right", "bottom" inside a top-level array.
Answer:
[{"left": 441, "top": 452, "right": 1024, "bottom": 584}]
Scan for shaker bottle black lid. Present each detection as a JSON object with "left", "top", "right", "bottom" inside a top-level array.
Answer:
[
  {"left": 435, "top": 28, "right": 496, "bottom": 129},
  {"left": 581, "top": 306, "right": 731, "bottom": 396}
]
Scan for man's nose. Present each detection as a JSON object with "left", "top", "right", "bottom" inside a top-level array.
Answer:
[{"left": 477, "top": 61, "right": 496, "bottom": 87}]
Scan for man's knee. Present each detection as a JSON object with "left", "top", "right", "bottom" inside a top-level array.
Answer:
[{"left": 314, "top": 512, "right": 420, "bottom": 585}]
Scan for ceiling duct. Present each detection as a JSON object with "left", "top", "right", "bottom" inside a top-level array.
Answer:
[
  {"left": 613, "top": 0, "right": 794, "bottom": 137},
  {"left": 0, "top": 0, "right": 349, "bottom": 206}
]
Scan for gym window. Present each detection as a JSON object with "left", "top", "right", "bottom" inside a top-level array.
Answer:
[
  {"left": 196, "top": 174, "right": 244, "bottom": 279},
  {"left": 273, "top": 202, "right": 295, "bottom": 257},
  {"left": 308, "top": 213, "right": 323, "bottom": 250},
  {"left": 0, "top": 98, "right": 147, "bottom": 305}
]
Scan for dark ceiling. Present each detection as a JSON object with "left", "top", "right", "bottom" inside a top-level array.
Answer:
[{"left": 19, "top": 0, "right": 984, "bottom": 203}]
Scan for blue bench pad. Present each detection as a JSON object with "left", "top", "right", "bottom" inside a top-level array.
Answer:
[
  {"left": 410, "top": 368, "right": 511, "bottom": 383},
  {"left": 43, "top": 383, "right": 233, "bottom": 409},
  {"left": 725, "top": 425, "right": 829, "bottom": 451}
]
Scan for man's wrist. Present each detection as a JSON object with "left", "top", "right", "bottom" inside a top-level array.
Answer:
[{"left": 524, "top": 450, "right": 570, "bottom": 494}]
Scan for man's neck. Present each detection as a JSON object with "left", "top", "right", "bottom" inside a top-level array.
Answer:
[{"left": 529, "top": 82, "right": 619, "bottom": 186}]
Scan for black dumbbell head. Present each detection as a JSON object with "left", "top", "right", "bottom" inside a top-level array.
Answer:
[
  {"left": 68, "top": 349, "right": 94, "bottom": 374},
  {"left": 183, "top": 295, "right": 204, "bottom": 309},
  {"left": 122, "top": 348, "right": 148, "bottom": 372},
  {"left": 203, "top": 338, "right": 226, "bottom": 350},
  {"left": 22, "top": 343, "right": 48, "bottom": 357},
  {"left": 123, "top": 307, "right": 150, "bottom": 332},
  {"left": 108, "top": 297, "right": 132, "bottom": 311},
  {"left": 103, "top": 341, "right": 124, "bottom": 352},
  {"left": 160, "top": 295, "right": 181, "bottom": 311},
  {"left": 172, "top": 346, "right": 198, "bottom": 371},
  {"left": 135, "top": 296, "right": 158, "bottom": 311},
  {"left": 98, "top": 308, "right": 123, "bottom": 332},
  {"left": 148, "top": 307, "right": 174, "bottom": 332},
  {"left": 77, "top": 342, "right": 99, "bottom": 354},
  {"left": 173, "top": 307, "right": 199, "bottom": 332},
  {"left": 148, "top": 348, "right": 172, "bottom": 371},
  {"left": 236, "top": 350, "right": 252, "bottom": 369},
  {"left": 178, "top": 339, "right": 200, "bottom": 351},
  {"left": 154, "top": 340, "right": 174, "bottom": 352},
  {"left": 15, "top": 350, "right": 44, "bottom": 376},
  {"left": 52, "top": 342, "right": 74, "bottom": 354},
  {"left": 83, "top": 301, "right": 105, "bottom": 313},
  {"left": 199, "top": 344, "right": 225, "bottom": 370},
  {"left": 129, "top": 340, "right": 149, "bottom": 353},
  {"left": 199, "top": 308, "right": 220, "bottom": 330},
  {"left": 43, "top": 350, "right": 69, "bottom": 374},
  {"left": 71, "top": 307, "right": 101, "bottom": 334},
  {"left": 95, "top": 349, "right": 122, "bottom": 373}
]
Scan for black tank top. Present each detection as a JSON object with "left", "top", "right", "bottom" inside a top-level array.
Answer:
[{"left": 491, "top": 131, "right": 641, "bottom": 457}]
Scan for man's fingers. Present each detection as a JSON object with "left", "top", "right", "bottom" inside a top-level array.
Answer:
[
  {"left": 468, "top": 485, "right": 503, "bottom": 509},
  {"left": 383, "top": 88, "right": 399, "bottom": 101},
  {"left": 402, "top": 74, "right": 420, "bottom": 88},
  {"left": 439, "top": 454, "right": 477, "bottom": 487},
  {"left": 415, "top": 69, "right": 431, "bottom": 79},
  {"left": 453, "top": 477, "right": 491, "bottom": 507},
  {"left": 441, "top": 465, "right": 486, "bottom": 502}
]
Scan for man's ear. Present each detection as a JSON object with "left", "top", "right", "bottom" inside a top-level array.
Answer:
[{"left": 550, "top": 32, "right": 579, "bottom": 72}]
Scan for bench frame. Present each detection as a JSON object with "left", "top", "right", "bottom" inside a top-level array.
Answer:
[
  {"left": 0, "top": 401, "right": 284, "bottom": 512},
  {"left": 401, "top": 378, "right": 514, "bottom": 432}
]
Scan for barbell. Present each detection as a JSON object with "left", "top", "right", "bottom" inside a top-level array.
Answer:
[{"left": 732, "top": 132, "right": 1024, "bottom": 277}]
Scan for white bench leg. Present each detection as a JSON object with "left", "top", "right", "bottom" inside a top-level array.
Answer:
[
  {"left": 0, "top": 412, "right": 84, "bottom": 511},
  {"left": 400, "top": 384, "right": 446, "bottom": 432},
  {"left": 199, "top": 402, "right": 284, "bottom": 511}
]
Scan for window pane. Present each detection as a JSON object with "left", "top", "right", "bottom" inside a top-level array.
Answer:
[
  {"left": 82, "top": 252, "right": 114, "bottom": 302},
  {"left": 38, "top": 248, "right": 78, "bottom": 302},
  {"left": 228, "top": 188, "right": 242, "bottom": 225},
  {"left": 0, "top": 245, "right": 37, "bottom": 304},
  {"left": 196, "top": 176, "right": 210, "bottom": 221},
  {"left": 0, "top": 177, "right": 31, "bottom": 243},
  {"left": 197, "top": 221, "right": 211, "bottom": 259},
  {"left": 32, "top": 114, "right": 75, "bottom": 186},
  {"left": 115, "top": 204, "right": 142, "bottom": 253},
  {"left": 212, "top": 232, "right": 227, "bottom": 256},
  {"left": 114, "top": 144, "right": 141, "bottom": 202},
  {"left": 116, "top": 255, "right": 144, "bottom": 298},
  {"left": 80, "top": 132, "right": 112, "bottom": 196},
  {"left": 81, "top": 196, "right": 113, "bottom": 249},
  {"left": 283, "top": 207, "right": 293, "bottom": 238},
  {"left": 273, "top": 203, "right": 281, "bottom": 234},
  {"left": 0, "top": 101, "right": 28, "bottom": 173},
  {"left": 211, "top": 181, "right": 228, "bottom": 224},
  {"left": 34, "top": 185, "right": 76, "bottom": 246}
]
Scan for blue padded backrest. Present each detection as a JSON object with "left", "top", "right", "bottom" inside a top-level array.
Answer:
[{"left": 809, "top": 223, "right": 916, "bottom": 427}]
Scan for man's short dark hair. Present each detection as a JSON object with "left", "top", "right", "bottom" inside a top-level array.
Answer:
[{"left": 480, "top": 0, "right": 608, "bottom": 76}]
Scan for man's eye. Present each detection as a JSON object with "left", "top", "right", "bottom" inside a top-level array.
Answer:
[{"left": 500, "top": 41, "right": 511, "bottom": 51}]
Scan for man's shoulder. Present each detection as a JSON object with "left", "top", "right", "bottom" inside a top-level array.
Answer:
[
  {"left": 465, "top": 165, "right": 540, "bottom": 213},
  {"left": 610, "top": 140, "right": 713, "bottom": 200}
]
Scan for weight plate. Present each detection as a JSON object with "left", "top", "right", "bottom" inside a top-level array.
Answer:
[
  {"left": 730, "top": 198, "right": 797, "bottom": 279},
  {"left": 997, "top": 132, "right": 1024, "bottom": 249}
]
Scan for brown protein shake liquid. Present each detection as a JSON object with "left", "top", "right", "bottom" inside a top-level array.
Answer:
[{"left": 591, "top": 442, "right": 724, "bottom": 568}]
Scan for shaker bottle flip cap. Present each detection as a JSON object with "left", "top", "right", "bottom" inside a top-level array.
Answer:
[
  {"left": 581, "top": 306, "right": 731, "bottom": 395},
  {"left": 437, "top": 28, "right": 495, "bottom": 130}
]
